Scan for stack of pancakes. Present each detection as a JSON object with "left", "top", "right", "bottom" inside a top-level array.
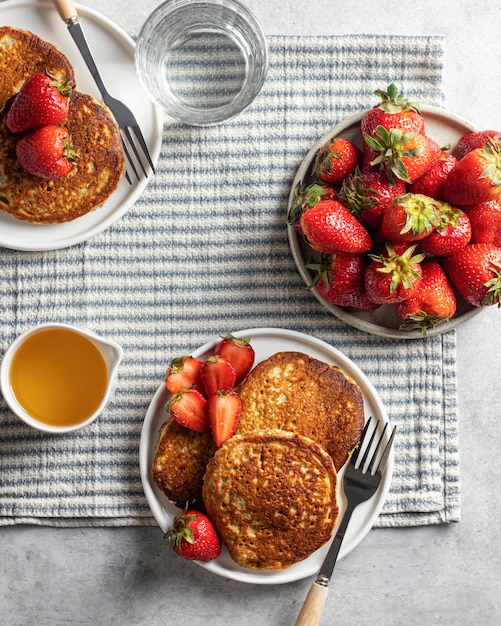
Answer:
[
  {"left": 153, "top": 350, "right": 365, "bottom": 570},
  {"left": 0, "top": 26, "right": 124, "bottom": 223}
]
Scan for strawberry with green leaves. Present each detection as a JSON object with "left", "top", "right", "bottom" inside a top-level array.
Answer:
[
  {"left": 312, "top": 137, "right": 361, "bottom": 186},
  {"left": 166, "top": 388, "right": 209, "bottom": 432},
  {"left": 288, "top": 183, "right": 337, "bottom": 234},
  {"left": 214, "top": 333, "right": 255, "bottom": 385},
  {"left": 300, "top": 198, "right": 372, "bottom": 254},
  {"left": 16, "top": 125, "right": 78, "bottom": 179},
  {"left": 396, "top": 259, "right": 457, "bottom": 335},
  {"left": 308, "top": 252, "right": 379, "bottom": 310},
  {"left": 454, "top": 130, "right": 501, "bottom": 160},
  {"left": 419, "top": 204, "right": 471, "bottom": 256},
  {"left": 338, "top": 167, "right": 406, "bottom": 231},
  {"left": 7, "top": 71, "right": 73, "bottom": 133},
  {"left": 444, "top": 139, "right": 501, "bottom": 206},
  {"left": 409, "top": 150, "right": 458, "bottom": 200},
  {"left": 442, "top": 243, "right": 501, "bottom": 306},
  {"left": 466, "top": 199, "right": 501, "bottom": 247},
  {"left": 363, "top": 126, "right": 441, "bottom": 184},
  {"left": 208, "top": 390, "right": 241, "bottom": 446},
  {"left": 381, "top": 193, "right": 442, "bottom": 243},
  {"left": 165, "top": 355, "right": 204, "bottom": 395},
  {"left": 361, "top": 83, "right": 425, "bottom": 137},
  {"left": 365, "top": 243, "right": 424, "bottom": 304},
  {"left": 166, "top": 508, "right": 221, "bottom": 561}
]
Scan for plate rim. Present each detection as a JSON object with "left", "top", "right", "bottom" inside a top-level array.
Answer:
[
  {"left": 287, "top": 105, "right": 483, "bottom": 339},
  {"left": 139, "top": 327, "right": 394, "bottom": 585},
  {"left": 0, "top": 0, "right": 164, "bottom": 251}
]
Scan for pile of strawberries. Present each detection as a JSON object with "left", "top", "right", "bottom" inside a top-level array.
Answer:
[
  {"left": 289, "top": 84, "right": 501, "bottom": 335},
  {"left": 6, "top": 71, "right": 77, "bottom": 179},
  {"left": 163, "top": 333, "right": 256, "bottom": 562}
]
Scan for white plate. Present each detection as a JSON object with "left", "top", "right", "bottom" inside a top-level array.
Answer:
[
  {"left": 287, "top": 106, "right": 483, "bottom": 339},
  {"left": 140, "top": 328, "right": 393, "bottom": 584},
  {"left": 0, "top": 0, "right": 164, "bottom": 251}
]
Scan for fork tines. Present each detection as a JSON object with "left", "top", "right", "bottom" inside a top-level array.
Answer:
[{"left": 353, "top": 417, "right": 397, "bottom": 475}]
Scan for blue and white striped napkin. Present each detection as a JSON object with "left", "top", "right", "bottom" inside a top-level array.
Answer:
[{"left": 0, "top": 34, "right": 455, "bottom": 527}]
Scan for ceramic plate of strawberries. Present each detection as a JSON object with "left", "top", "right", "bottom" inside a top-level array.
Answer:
[{"left": 288, "top": 84, "right": 501, "bottom": 338}]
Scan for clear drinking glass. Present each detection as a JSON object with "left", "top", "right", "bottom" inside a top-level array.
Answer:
[{"left": 135, "top": 0, "right": 269, "bottom": 126}]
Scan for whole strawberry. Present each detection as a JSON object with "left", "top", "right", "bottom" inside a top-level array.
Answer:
[
  {"left": 166, "top": 508, "right": 221, "bottom": 561},
  {"left": 16, "top": 125, "right": 78, "bottom": 179},
  {"left": 288, "top": 183, "right": 337, "bottom": 233},
  {"left": 361, "top": 83, "right": 425, "bottom": 137},
  {"left": 396, "top": 259, "right": 457, "bottom": 335},
  {"left": 466, "top": 199, "right": 501, "bottom": 247},
  {"left": 381, "top": 193, "right": 442, "bottom": 243},
  {"left": 419, "top": 204, "right": 471, "bottom": 256},
  {"left": 409, "top": 150, "right": 458, "bottom": 200},
  {"left": 364, "top": 126, "right": 441, "bottom": 184},
  {"left": 300, "top": 198, "right": 372, "bottom": 254},
  {"left": 454, "top": 130, "right": 501, "bottom": 160},
  {"left": 7, "top": 71, "right": 72, "bottom": 133},
  {"left": 365, "top": 243, "right": 424, "bottom": 304},
  {"left": 442, "top": 243, "right": 501, "bottom": 306},
  {"left": 444, "top": 140, "right": 501, "bottom": 206},
  {"left": 312, "top": 137, "right": 361, "bottom": 186},
  {"left": 337, "top": 167, "right": 406, "bottom": 231},
  {"left": 308, "top": 252, "right": 379, "bottom": 310}
]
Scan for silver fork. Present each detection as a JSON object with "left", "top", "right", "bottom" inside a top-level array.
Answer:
[
  {"left": 53, "top": 0, "right": 155, "bottom": 183},
  {"left": 294, "top": 417, "right": 397, "bottom": 626}
]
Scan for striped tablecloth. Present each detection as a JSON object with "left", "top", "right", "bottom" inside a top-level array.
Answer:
[{"left": 0, "top": 34, "right": 456, "bottom": 527}]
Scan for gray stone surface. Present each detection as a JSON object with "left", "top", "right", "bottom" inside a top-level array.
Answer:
[{"left": 1, "top": 1, "right": 501, "bottom": 624}]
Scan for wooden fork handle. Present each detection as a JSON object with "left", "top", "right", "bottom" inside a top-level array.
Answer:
[
  {"left": 294, "top": 578, "right": 329, "bottom": 626},
  {"left": 52, "top": 0, "right": 79, "bottom": 23}
]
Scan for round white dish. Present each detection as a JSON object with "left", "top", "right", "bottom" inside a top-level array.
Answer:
[
  {"left": 287, "top": 106, "right": 483, "bottom": 339},
  {"left": 0, "top": 0, "right": 164, "bottom": 252},
  {"left": 140, "top": 327, "right": 394, "bottom": 584}
]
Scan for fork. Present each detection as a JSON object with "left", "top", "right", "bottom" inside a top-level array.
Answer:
[
  {"left": 294, "top": 417, "right": 397, "bottom": 626},
  {"left": 52, "top": 0, "right": 155, "bottom": 183}
]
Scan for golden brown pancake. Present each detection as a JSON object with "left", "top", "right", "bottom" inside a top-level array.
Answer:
[
  {"left": 152, "top": 419, "right": 217, "bottom": 510},
  {"left": 236, "top": 351, "right": 364, "bottom": 470},
  {"left": 202, "top": 430, "right": 338, "bottom": 570},
  {"left": 0, "top": 90, "right": 124, "bottom": 223},
  {"left": 0, "top": 27, "right": 75, "bottom": 112}
]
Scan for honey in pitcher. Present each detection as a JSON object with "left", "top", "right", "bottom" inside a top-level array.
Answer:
[{"left": 9, "top": 328, "right": 108, "bottom": 428}]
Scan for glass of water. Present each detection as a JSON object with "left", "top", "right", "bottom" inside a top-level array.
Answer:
[{"left": 135, "top": 0, "right": 269, "bottom": 126}]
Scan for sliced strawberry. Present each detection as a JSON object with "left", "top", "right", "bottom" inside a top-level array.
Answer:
[
  {"left": 208, "top": 390, "right": 241, "bottom": 447},
  {"left": 166, "top": 388, "right": 209, "bottom": 432},
  {"left": 201, "top": 355, "right": 236, "bottom": 396},
  {"left": 165, "top": 355, "right": 204, "bottom": 395},
  {"left": 214, "top": 333, "right": 255, "bottom": 384}
]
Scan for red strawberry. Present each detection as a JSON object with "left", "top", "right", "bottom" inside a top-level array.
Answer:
[
  {"left": 166, "top": 508, "right": 221, "bottom": 561},
  {"left": 167, "top": 388, "right": 209, "bottom": 432},
  {"left": 312, "top": 137, "right": 361, "bottom": 185},
  {"left": 365, "top": 243, "right": 424, "bottom": 304},
  {"left": 361, "top": 83, "right": 425, "bottom": 137},
  {"left": 7, "top": 71, "right": 72, "bottom": 133},
  {"left": 442, "top": 243, "right": 501, "bottom": 306},
  {"left": 214, "top": 333, "right": 255, "bottom": 384},
  {"left": 363, "top": 126, "right": 441, "bottom": 184},
  {"left": 443, "top": 140, "right": 501, "bottom": 206},
  {"left": 309, "top": 252, "right": 379, "bottom": 310},
  {"left": 165, "top": 355, "right": 204, "bottom": 395},
  {"left": 201, "top": 355, "right": 236, "bottom": 396},
  {"left": 396, "top": 259, "right": 457, "bottom": 334},
  {"left": 338, "top": 167, "right": 406, "bottom": 231},
  {"left": 208, "top": 390, "right": 242, "bottom": 447},
  {"left": 300, "top": 199, "right": 372, "bottom": 254},
  {"left": 409, "top": 150, "right": 458, "bottom": 200},
  {"left": 419, "top": 204, "right": 471, "bottom": 256},
  {"left": 15, "top": 125, "right": 78, "bottom": 179},
  {"left": 381, "top": 193, "right": 442, "bottom": 243},
  {"left": 454, "top": 130, "right": 501, "bottom": 160},
  {"left": 465, "top": 199, "right": 501, "bottom": 247},
  {"left": 288, "top": 182, "right": 337, "bottom": 229}
]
